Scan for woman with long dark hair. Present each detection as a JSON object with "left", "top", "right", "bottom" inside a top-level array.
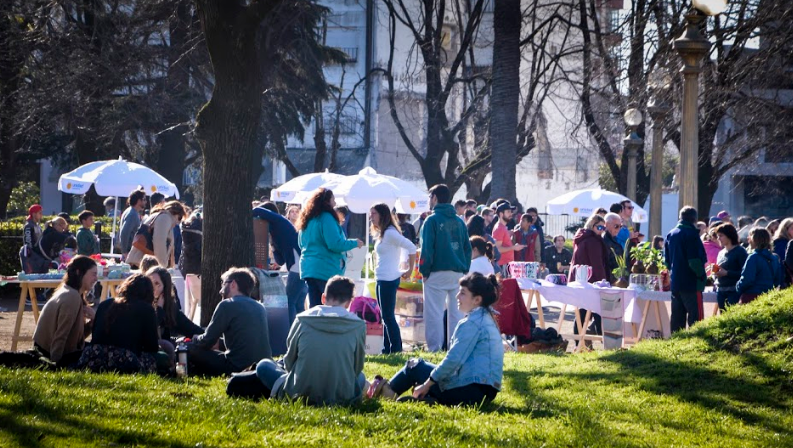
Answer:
[
  {"left": 296, "top": 188, "right": 364, "bottom": 307},
  {"left": 33, "top": 256, "right": 98, "bottom": 366},
  {"left": 467, "top": 215, "right": 500, "bottom": 269},
  {"left": 78, "top": 274, "right": 161, "bottom": 373},
  {"left": 370, "top": 203, "right": 416, "bottom": 354},
  {"left": 713, "top": 223, "right": 748, "bottom": 310},
  {"left": 146, "top": 267, "right": 203, "bottom": 368},
  {"left": 736, "top": 228, "right": 783, "bottom": 304},
  {"left": 369, "top": 272, "right": 503, "bottom": 406}
]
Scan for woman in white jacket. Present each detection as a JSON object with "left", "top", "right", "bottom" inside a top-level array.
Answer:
[{"left": 370, "top": 203, "right": 416, "bottom": 354}]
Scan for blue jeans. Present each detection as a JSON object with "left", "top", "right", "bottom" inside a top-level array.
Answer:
[
  {"left": 717, "top": 290, "right": 740, "bottom": 311},
  {"left": 377, "top": 278, "right": 402, "bottom": 354},
  {"left": 305, "top": 278, "right": 327, "bottom": 308},
  {"left": 255, "top": 358, "right": 366, "bottom": 395},
  {"left": 388, "top": 358, "right": 497, "bottom": 406},
  {"left": 286, "top": 271, "right": 308, "bottom": 324}
]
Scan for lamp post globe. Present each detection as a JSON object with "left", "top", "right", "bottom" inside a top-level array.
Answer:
[{"left": 692, "top": 0, "right": 728, "bottom": 16}]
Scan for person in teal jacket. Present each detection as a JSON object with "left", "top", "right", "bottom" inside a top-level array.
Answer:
[
  {"left": 297, "top": 188, "right": 364, "bottom": 307},
  {"left": 419, "top": 184, "right": 472, "bottom": 351}
]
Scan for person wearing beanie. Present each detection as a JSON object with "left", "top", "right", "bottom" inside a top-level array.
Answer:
[{"left": 21, "top": 204, "right": 50, "bottom": 274}]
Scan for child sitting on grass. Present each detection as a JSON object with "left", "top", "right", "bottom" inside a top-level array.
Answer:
[{"left": 369, "top": 272, "right": 503, "bottom": 406}]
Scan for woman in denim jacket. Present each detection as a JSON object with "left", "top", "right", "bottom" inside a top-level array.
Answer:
[{"left": 369, "top": 272, "right": 504, "bottom": 406}]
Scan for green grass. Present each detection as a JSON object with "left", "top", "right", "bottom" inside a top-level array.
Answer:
[{"left": 3, "top": 291, "right": 793, "bottom": 447}]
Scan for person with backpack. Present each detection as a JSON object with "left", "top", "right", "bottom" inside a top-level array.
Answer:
[
  {"left": 250, "top": 276, "right": 366, "bottom": 405},
  {"left": 368, "top": 272, "right": 503, "bottom": 406},
  {"left": 736, "top": 228, "right": 783, "bottom": 304},
  {"left": 126, "top": 200, "right": 188, "bottom": 268},
  {"left": 370, "top": 203, "right": 416, "bottom": 354}
]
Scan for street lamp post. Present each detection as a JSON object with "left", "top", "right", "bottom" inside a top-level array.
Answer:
[
  {"left": 623, "top": 108, "right": 644, "bottom": 202},
  {"left": 648, "top": 93, "right": 672, "bottom": 238},
  {"left": 673, "top": 0, "right": 727, "bottom": 212}
]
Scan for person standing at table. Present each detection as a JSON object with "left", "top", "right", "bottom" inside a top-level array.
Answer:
[
  {"left": 602, "top": 213, "right": 624, "bottom": 283},
  {"left": 419, "top": 184, "right": 472, "bottom": 352},
  {"left": 33, "top": 256, "right": 98, "bottom": 367},
  {"left": 127, "top": 201, "right": 188, "bottom": 268},
  {"left": 664, "top": 206, "right": 708, "bottom": 332},
  {"left": 76, "top": 211, "right": 100, "bottom": 256},
  {"left": 21, "top": 204, "right": 49, "bottom": 274},
  {"left": 297, "top": 188, "right": 363, "bottom": 308},
  {"left": 492, "top": 201, "right": 524, "bottom": 276},
  {"left": 371, "top": 203, "right": 416, "bottom": 354},
  {"left": 544, "top": 235, "right": 572, "bottom": 275},
  {"left": 253, "top": 202, "right": 308, "bottom": 325},
  {"left": 118, "top": 189, "right": 147, "bottom": 259},
  {"left": 569, "top": 214, "right": 609, "bottom": 343},
  {"left": 713, "top": 223, "right": 748, "bottom": 310}
]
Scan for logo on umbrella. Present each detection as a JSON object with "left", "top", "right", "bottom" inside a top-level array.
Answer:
[
  {"left": 410, "top": 201, "right": 417, "bottom": 209},
  {"left": 151, "top": 186, "right": 157, "bottom": 193},
  {"left": 66, "top": 183, "right": 72, "bottom": 190},
  {"left": 573, "top": 207, "right": 579, "bottom": 213}
]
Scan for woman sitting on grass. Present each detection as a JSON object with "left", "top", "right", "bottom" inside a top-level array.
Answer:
[
  {"left": 33, "top": 256, "right": 98, "bottom": 367},
  {"left": 77, "top": 274, "right": 163, "bottom": 374},
  {"left": 146, "top": 266, "right": 203, "bottom": 370},
  {"left": 368, "top": 272, "right": 503, "bottom": 406}
]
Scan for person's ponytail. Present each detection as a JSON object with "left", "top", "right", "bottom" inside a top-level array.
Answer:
[{"left": 484, "top": 242, "right": 494, "bottom": 261}]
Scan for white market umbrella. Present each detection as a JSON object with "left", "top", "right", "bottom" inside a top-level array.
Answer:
[
  {"left": 270, "top": 170, "right": 346, "bottom": 203},
  {"left": 58, "top": 157, "right": 180, "bottom": 253},
  {"left": 546, "top": 188, "right": 648, "bottom": 223},
  {"left": 310, "top": 167, "right": 431, "bottom": 279}
]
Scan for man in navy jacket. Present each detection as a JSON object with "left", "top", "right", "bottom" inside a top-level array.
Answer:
[
  {"left": 665, "top": 206, "right": 708, "bottom": 332},
  {"left": 253, "top": 203, "right": 307, "bottom": 324}
]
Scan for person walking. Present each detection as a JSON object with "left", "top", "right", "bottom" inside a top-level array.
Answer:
[
  {"left": 712, "top": 223, "right": 748, "bottom": 310},
  {"left": 419, "top": 184, "right": 472, "bottom": 352},
  {"left": 296, "top": 188, "right": 363, "bottom": 308},
  {"left": 370, "top": 203, "right": 416, "bottom": 354},
  {"left": 664, "top": 207, "right": 708, "bottom": 332}
]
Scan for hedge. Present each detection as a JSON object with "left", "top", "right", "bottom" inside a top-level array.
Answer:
[{"left": 0, "top": 215, "right": 115, "bottom": 276}]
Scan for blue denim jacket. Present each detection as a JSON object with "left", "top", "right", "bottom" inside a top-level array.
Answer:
[{"left": 430, "top": 307, "right": 504, "bottom": 391}]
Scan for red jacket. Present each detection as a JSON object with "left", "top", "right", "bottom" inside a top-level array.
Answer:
[
  {"left": 570, "top": 229, "right": 609, "bottom": 282},
  {"left": 492, "top": 278, "right": 533, "bottom": 339}
]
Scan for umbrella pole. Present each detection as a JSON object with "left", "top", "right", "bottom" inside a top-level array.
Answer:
[
  {"left": 110, "top": 196, "right": 118, "bottom": 254},
  {"left": 365, "top": 214, "right": 370, "bottom": 281}
]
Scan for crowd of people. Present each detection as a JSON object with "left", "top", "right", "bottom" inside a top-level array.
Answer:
[{"left": 16, "top": 181, "right": 793, "bottom": 408}]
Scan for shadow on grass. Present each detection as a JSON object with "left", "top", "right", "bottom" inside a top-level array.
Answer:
[{"left": 0, "top": 382, "right": 195, "bottom": 448}]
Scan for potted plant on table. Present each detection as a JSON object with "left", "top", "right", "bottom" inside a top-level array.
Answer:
[
  {"left": 611, "top": 249, "right": 629, "bottom": 288},
  {"left": 630, "top": 243, "right": 651, "bottom": 274},
  {"left": 645, "top": 248, "right": 665, "bottom": 275}
]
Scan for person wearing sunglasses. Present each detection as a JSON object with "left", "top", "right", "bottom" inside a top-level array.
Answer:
[
  {"left": 570, "top": 214, "right": 610, "bottom": 344},
  {"left": 615, "top": 200, "right": 637, "bottom": 248},
  {"left": 602, "top": 213, "right": 625, "bottom": 283}
]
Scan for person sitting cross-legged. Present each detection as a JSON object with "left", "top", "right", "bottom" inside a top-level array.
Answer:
[
  {"left": 187, "top": 267, "right": 272, "bottom": 377},
  {"left": 368, "top": 272, "right": 503, "bottom": 407},
  {"left": 251, "top": 275, "right": 366, "bottom": 405}
]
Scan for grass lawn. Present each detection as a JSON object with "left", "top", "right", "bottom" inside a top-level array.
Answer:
[{"left": 2, "top": 290, "right": 793, "bottom": 447}]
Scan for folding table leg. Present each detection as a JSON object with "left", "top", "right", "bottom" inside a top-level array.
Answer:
[
  {"left": 534, "top": 291, "right": 545, "bottom": 329},
  {"left": 11, "top": 285, "right": 29, "bottom": 351},
  {"left": 29, "top": 285, "right": 41, "bottom": 322}
]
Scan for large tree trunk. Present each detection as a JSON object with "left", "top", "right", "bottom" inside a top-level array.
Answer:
[
  {"left": 195, "top": 1, "right": 274, "bottom": 325},
  {"left": 488, "top": 0, "right": 521, "bottom": 203}
]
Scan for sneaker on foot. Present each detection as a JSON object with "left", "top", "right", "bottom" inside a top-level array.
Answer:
[{"left": 366, "top": 375, "right": 398, "bottom": 400}]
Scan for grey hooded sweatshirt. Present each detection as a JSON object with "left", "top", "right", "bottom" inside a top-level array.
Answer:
[{"left": 272, "top": 306, "right": 366, "bottom": 405}]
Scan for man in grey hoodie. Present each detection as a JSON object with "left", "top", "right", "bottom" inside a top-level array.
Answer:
[{"left": 254, "top": 275, "right": 366, "bottom": 405}]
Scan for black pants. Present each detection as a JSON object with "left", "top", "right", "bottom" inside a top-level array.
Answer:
[
  {"left": 305, "top": 278, "right": 327, "bottom": 308},
  {"left": 35, "top": 344, "right": 83, "bottom": 368},
  {"left": 389, "top": 358, "right": 498, "bottom": 407},
  {"left": 572, "top": 309, "right": 601, "bottom": 343},
  {"left": 187, "top": 344, "right": 239, "bottom": 377},
  {"left": 670, "top": 291, "right": 703, "bottom": 333}
]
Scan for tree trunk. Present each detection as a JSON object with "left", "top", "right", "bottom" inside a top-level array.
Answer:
[
  {"left": 195, "top": 1, "right": 272, "bottom": 325},
  {"left": 313, "top": 103, "right": 327, "bottom": 172},
  {"left": 488, "top": 0, "right": 521, "bottom": 203}
]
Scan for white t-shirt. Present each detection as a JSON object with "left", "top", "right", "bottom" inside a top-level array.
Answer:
[
  {"left": 469, "top": 256, "right": 495, "bottom": 276},
  {"left": 374, "top": 227, "right": 417, "bottom": 281}
]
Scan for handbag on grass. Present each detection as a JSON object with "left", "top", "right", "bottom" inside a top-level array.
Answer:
[{"left": 132, "top": 212, "right": 161, "bottom": 255}]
